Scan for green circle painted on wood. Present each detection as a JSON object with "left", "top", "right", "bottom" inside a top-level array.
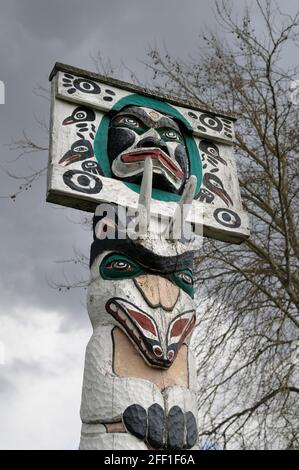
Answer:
[{"left": 94, "top": 93, "right": 202, "bottom": 202}]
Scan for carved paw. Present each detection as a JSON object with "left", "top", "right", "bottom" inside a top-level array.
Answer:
[{"left": 123, "top": 403, "right": 197, "bottom": 449}]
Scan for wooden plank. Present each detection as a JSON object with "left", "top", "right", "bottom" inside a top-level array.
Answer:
[{"left": 47, "top": 66, "right": 250, "bottom": 243}]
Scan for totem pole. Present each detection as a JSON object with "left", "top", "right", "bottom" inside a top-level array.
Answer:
[{"left": 47, "top": 63, "right": 249, "bottom": 450}]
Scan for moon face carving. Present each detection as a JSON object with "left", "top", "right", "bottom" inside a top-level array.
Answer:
[{"left": 107, "top": 106, "right": 190, "bottom": 194}]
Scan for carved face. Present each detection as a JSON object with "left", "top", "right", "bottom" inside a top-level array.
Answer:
[
  {"left": 107, "top": 106, "right": 190, "bottom": 194},
  {"left": 88, "top": 250, "right": 196, "bottom": 369}
]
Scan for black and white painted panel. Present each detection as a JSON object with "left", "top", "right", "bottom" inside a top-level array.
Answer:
[
  {"left": 48, "top": 67, "right": 249, "bottom": 243},
  {"left": 56, "top": 70, "right": 235, "bottom": 145},
  {"left": 56, "top": 71, "right": 128, "bottom": 113}
]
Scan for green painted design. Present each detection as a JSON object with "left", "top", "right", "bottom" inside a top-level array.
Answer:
[
  {"left": 94, "top": 93, "right": 202, "bottom": 201},
  {"left": 100, "top": 252, "right": 194, "bottom": 298},
  {"left": 100, "top": 253, "right": 143, "bottom": 280},
  {"left": 111, "top": 115, "right": 148, "bottom": 135},
  {"left": 171, "top": 269, "right": 194, "bottom": 299},
  {"left": 158, "top": 127, "right": 184, "bottom": 144}
]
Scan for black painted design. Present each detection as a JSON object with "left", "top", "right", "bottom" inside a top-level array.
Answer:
[
  {"left": 103, "top": 96, "right": 113, "bottom": 102},
  {"left": 203, "top": 173, "right": 233, "bottom": 207},
  {"left": 199, "top": 113, "right": 223, "bottom": 133},
  {"left": 108, "top": 106, "right": 189, "bottom": 194},
  {"left": 105, "top": 89, "right": 116, "bottom": 96},
  {"left": 214, "top": 208, "right": 241, "bottom": 228},
  {"left": 62, "top": 74, "right": 101, "bottom": 95},
  {"left": 63, "top": 170, "right": 102, "bottom": 194},
  {"left": 185, "top": 411, "right": 198, "bottom": 448},
  {"left": 148, "top": 404, "right": 165, "bottom": 449},
  {"left": 63, "top": 106, "right": 96, "bottom": 125},
  {"left": 123, "top": 404, "right": 147, "bottom": 440},
  {"left": 59, "top": 139, "right": 94, "bottom": 167},
  {"left": 167, "top": 406, "right": 185, "bottom": 449},
  {"left": 123, "top": 403, "right": 197, "bottom": 449},
  {"left": 199, "top": 140, "right": 227, "bottom": 167},
  {"left": 108, "top": 127, "right": 136, "bottom": 163},
  {"left": 196, "top": 187, "right": 215, "bottom": 203},
  {"left": 81, "top": 160, "right": 103, "bottom": 176},
  {"left": 76, "top": 123, "right": 89, "bottom": 129},
  {"left": 188, "top": 111, "right": 198, "bottom": 119},
  {"left": 197, "top": 125, "right": 207, "bottom": 132}
]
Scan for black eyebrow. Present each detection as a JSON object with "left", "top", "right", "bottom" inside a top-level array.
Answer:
[
  {"left": 113, "top": 106, "right": 181, "bottom": 133},
  {"left": 156, "top": 117, "right": 181, "bottom": 133}
]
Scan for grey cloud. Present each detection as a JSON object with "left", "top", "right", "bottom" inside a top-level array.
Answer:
[{"left": 0, "top": 375, "right": 16, "bottom": 397}]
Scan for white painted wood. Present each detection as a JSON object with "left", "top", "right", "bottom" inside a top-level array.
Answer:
[
  {"left": 80, "top": 431, "right": 148, "bottom": 450},
  {"left": 56, "top": 71, "right": 235, "bottom": 144},
  {"left": 48, "top": 69, "right": 249, "bottom": 243}
]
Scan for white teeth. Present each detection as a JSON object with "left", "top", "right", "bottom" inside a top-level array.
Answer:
[
  {"left": 117, "top": 308, "right": 126, "bottom": 321},
  {"left": 109, "top": 303, "right": 118, "bottom": 313}
]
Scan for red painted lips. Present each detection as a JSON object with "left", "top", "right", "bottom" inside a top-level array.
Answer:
[{"left": 121, "top": 149, "right": 183, "bottom": 179}]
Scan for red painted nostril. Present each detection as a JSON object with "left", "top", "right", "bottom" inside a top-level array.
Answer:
[
  {"left": 168, "top": 350, "right": 174, "bottom": 361},
  {"left": 153, "top": 346, "right": 163, "bottom": 357}
]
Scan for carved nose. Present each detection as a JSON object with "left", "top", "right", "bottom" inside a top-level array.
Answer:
[
  {"left": 134, "top": 275, "right": 179, "bottom": 311},
  {"left": 137, "top": 129, "right": 168, "bottom": 154}
]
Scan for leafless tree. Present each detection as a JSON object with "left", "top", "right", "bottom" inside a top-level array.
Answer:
[{"left": 145, "top": 0, "right": 299, "bottom": 449}]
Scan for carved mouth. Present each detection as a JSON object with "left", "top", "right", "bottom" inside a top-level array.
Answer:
[
  {"left": 106, "top": 298, "right": 196, "bottom": 369},
  {"left": 106, "top": 298, "right": 172, "bottom": 368},
  {"left": 120, "top": 148, "right": 183, "bottom": 180}
]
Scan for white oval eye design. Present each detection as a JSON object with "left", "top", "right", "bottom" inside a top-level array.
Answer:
[
  {"left": 178, "top": 272, "right": 193, "bottom": 285},
  {"left": 111, "top": 260, "right": 133, "bottom": 271},
  {"left": 199, "top": 113, "right": 223, "bottom": 132},
  {"left": 153, "top": 345, "right": 163, "bottom": 357},
  {"left": 163, "top": 130, "right": 181, "bottom": 141},
  {"left": 114, "top": 116, "right": 141, "bottom": 128},
  {"left": 73, "top": 78, "right": 101, "bottom": 94},
  {"left": 75, "top": 111, "right": 87, "bottom": 120},
  {"left": 73, "top": 145, "right": 89, "bottom": 153},
  {"left": 123, "top": 117, "right": 139, "bottom": 126},
  {"left": 208, "top": 146, "right": 218, "bottom": 155}
]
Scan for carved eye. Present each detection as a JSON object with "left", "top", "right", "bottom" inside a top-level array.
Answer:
[
  {"left": 73, "top": 78, "right": 101, "bottom": 94},
  {"left": 73, "top": 145, "right": 89, "bottom": 153},
  {"left": 75, "top": 111, "right": 87, "bottom": 120},
  {"left": 78, "top": 81, "right": 96, "bottom": 92},
  {"left": 211, "top": 180, "right": 222, "bottom": 189},
  {"left": 199, "top": 114, "right": 223, "bottom": 132},
  {"left": 208, "top": 146, "right": 218, "bottom": 155},
  {"left": 172, "top": 269, "right": 194, "bottom": 298},
  {"left": 177, "top": 271, "right": 193, "bottom": 285},
  {"left": 161, "top": 128, "right": 182, "bottom": 141},
  {"left": 100, "top": 253, "right": 143, "bottom": 279},
  {"left": 114, "top": 115, "right": 141, "bottom": 128},
  {"left": 109, "top": 260, "right": 134, "bottom": 272}
]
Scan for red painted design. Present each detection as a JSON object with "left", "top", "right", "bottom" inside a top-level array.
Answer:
[
  {"left": 121, "top": 149, "right": 183, "bottom": 178},
  {"left": 170, "top": 318, "right": 190, "bottom": 338},
  {"left": 128, "top": 308, "right": 157, "bottom": 336}
]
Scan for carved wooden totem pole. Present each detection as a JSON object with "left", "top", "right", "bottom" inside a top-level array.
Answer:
[{"left": 47, "top": 63, "right": 249, "bottom": 450}]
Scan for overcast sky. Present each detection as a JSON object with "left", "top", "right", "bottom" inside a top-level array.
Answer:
[{"left": 0, "top": 0, "right": 298, "bottom": 450}]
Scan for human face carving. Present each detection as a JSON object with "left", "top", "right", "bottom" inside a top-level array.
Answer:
[
  {"left": 108, "top": 106, "right": 190, "bottom": 194},
  {"left": 88, "top": 251, "right": 196, "bottom": 369}
]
